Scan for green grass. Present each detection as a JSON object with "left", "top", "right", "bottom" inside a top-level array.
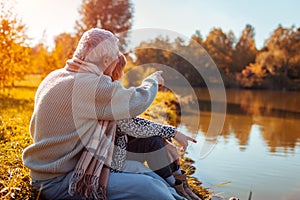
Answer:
[{"left": 0, "top": 85, "right": 210, "bottom": 200}]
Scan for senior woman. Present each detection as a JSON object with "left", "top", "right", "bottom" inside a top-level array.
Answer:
[{"left": 23, "top": 28, "right": 194, "bottom": 200}]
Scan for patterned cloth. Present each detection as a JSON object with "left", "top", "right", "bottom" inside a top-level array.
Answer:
[{"left": 111, "top": 117, "right": 176, "bottom": 172}]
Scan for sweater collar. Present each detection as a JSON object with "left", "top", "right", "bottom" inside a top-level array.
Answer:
[{"left": 65, "top": 57, "right": 103, "bottom": 76}]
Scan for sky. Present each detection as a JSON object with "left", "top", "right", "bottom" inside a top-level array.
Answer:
[{"left": 15, "top": 0, "right": 300, "bottom": 49}]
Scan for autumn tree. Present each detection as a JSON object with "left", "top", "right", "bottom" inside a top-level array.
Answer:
[
  {"left": 131, "top": 37, "right": 171, "bottom": 85},
  {"left": 258, "top": 25, "right": 298, "bottom": 77},
  {"left": 134, "top": 36, "right": 208, "bottom": 87},
  {"left": 203, "top": 28, "right": 235, "bottom": 74},
  {"left": 190, "top": 30, "right": 203, "bottom": 46},
  {"left": 30, "top": 43, "right": 51, "bottom": 75},
  {"left": 134, "top": 38, "right": 169, "bottom": 65},
  {"left": 169, "top": 37, "right": 207, "bottom": 86},
  {"left": 289, "top": 28, "right": 300, "bottom": 79},
  {"left": 238, "top": 25, "right": 300, "bottom": 89},
  {"left": 76, "top": 0, "right": 133, "bottom": 51},
  {"left": 232, "top": 24, "right": 257, "bottom": 73},
  {"left": 0, "top": 0, "right": 30, "bottom": 88},
  {"left": 41, "top": 33, "right": 78, "bottom": 76}
]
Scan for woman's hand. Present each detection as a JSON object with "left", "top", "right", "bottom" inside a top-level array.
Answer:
[
  {"left": 147, "top": 71, "right": 164, "bottom": 87},
  {"left": 173, "top": 131, "right": 197, "bottom": 152}
]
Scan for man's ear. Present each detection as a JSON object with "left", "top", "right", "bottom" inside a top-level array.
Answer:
[{"left": 102, "top": 55, "right": 110, "bottom": 66}]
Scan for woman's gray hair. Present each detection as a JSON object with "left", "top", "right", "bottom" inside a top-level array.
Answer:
[{"left": 73, "top": 28, "right": 119, "bottom": 67}]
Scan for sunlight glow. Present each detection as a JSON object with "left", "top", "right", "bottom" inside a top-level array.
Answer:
[{"left": 13, "top": 0, "right": 300, "bottom": 49}]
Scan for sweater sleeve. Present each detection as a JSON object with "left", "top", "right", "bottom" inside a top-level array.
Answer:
[
  {"left": 116, "top": 117, "right": 176, "bottom": 139},
  {"left": 96, "top": 75, "right": 159, "bottom": 120}
]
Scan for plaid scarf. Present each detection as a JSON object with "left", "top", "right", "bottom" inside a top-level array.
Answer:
[
  {"left": 66, "top": 58, "right": 116, "bottom": 199},
  {"left": 65, "top": 57, "right": 103, "bottom": 76}
]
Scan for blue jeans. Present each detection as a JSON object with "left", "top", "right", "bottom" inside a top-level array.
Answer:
[
  {"left": 31, "top": 161, "right": 186, "bottom": 200},
  {"left": 31, "top": 171, "right": 83, "bottom": 200}
]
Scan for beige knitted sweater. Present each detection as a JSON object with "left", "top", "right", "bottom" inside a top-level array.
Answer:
[{"left": 22, "top": 68, "right": 159, "bottom": 180}]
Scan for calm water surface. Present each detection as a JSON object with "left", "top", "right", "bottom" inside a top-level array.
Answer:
[{"left": 179, "top": 88, "right": 300, "bottom": 200}]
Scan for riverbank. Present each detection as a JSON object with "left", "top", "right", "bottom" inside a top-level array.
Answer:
[
  {"left": 0, "top": 87, "right": 211, "bottom": 199},
  {"left": 141, "top": 89, "right": 211, "bottom": 199}
]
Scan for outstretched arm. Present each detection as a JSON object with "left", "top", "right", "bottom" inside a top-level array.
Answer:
[{"left": 97, "top": 71, "right": 164, "bottom": 120}]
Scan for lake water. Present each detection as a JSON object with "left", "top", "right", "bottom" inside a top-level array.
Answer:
[{"left": 177, "top": 88, "right": 300, "bottom": 200}]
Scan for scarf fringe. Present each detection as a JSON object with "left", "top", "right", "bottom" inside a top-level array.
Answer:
[
  {"left": 84, "top": 175, "right": 100, "bottom": 199},
  {"left": 97, "top": 185, "right": 107, "bottom": 200},
  {"left": 68, "top": 169, "right": 84, "bottom": 196},
  {"left": 69, "top": 172, "right": 107, "bottom": 200},
  {"left": 69, "top": 120, "right": 116, "bottom": 199}
]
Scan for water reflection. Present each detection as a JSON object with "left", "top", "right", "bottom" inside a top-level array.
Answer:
[{"left": 180, "top": 88, "right": 300, "bottom": 154}]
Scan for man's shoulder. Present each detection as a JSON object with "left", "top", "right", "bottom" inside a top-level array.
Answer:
[{"left": 43, "top": 68, "right": 68, "bottom": 79}]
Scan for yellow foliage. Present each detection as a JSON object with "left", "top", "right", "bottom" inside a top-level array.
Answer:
[{"left": 0, "top": 0, "right": 30, "bottom": 88}]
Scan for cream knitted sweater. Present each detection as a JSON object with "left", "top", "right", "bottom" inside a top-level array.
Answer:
[{"left": 22, "top": 68, "right": 159, "bottom": 180}]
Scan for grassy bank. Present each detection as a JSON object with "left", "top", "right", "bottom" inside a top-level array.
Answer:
[
  {"left": 0, "top": 88, "right": 36, "bottom": 199},
  {"left": 0, "top": 86, "right": 210, "bottom": 199}
]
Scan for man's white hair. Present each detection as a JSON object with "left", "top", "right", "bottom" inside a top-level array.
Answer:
[{"left": 73, "top": 28, "right": 119, "bottom": 67}]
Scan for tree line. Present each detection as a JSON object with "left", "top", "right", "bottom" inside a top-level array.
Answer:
[
  {"left": 1, "top": 0, "right": 299, "bottom": 90},
  {"left": 133, "top": 25, "right": 300, "bottom": 90}
]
